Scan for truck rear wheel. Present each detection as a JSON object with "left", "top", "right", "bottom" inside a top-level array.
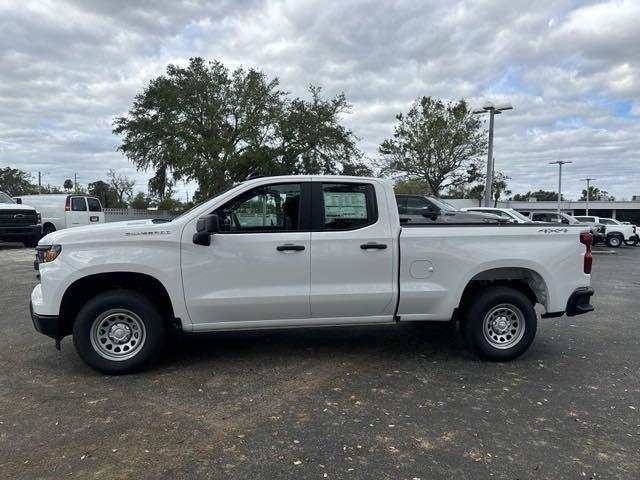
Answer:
[
  {"left": 72, "top": 290, "right": 166, "bottom": 374},
  {"left": 624, "top": 236, "right": 638, "bottom": 246},
  {"left": 462, "top": 286, "right": 537, "bottom": 361},
  {"left": 606, "top": 234, "right": 622, "bottom": 248}
]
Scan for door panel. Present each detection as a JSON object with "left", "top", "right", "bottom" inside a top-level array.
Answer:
[
  {"left": 86, "top": 197, "right": 105, "bottom": 224},
  {"left": 67, "top": 196, "right": 88, "bottom": 227},
  {"left": 181, "top": 182, "right": 311, "bottom": 325},
  {"left": 182, "top": 232, "right": 311, "bottom": 324},
  {"left": 310, "top": 182, "right": 395, "bottom": 320}
]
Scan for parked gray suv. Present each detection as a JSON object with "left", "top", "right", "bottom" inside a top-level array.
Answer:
[{"left": 396, "top": 195, "right": 504, "bottom": 224}]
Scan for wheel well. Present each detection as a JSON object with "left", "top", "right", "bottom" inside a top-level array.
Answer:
[
  {"left": 458, "top": 267, "right": 547, "bottom": 313},
  {"left": 58, "top": 272, "right": 175, "bottom": 336},
  {"left": 42, "top": 222, "right": 56, "bottom": 232}
]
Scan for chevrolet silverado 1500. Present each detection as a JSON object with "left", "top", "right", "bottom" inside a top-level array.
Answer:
[{"left": 30, "top": 176, "right": 595, "bottom": 373}]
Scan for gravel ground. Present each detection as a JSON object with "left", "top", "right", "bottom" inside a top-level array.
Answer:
[{"left": 0, "top": 242, "right": 638, "bottom": 479}]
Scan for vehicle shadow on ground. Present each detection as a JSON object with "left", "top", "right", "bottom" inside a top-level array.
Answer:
[
  {"left": 0, "top": 242, "right": 29, "bottom": 250},
  {"left": 157, "top": 321, "right": 472, "bottom": 370}
]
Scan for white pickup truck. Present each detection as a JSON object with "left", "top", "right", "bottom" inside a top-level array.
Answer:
[
  {"left": 574, "top": 215, "right": 637, "bottom": 247},
  {"left": 30, "top": 176, "right": 595, "bottom": 373}
]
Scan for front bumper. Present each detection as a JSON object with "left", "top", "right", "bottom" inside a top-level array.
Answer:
[
  {"left": 565, "top": 287, "right": 595, "bottom": 317},
  {"left": 0, "top": 224, "right": 41, "bottom": 239},
  {"left": 30, "top": 302, "right": 65, "bottom": 339}
]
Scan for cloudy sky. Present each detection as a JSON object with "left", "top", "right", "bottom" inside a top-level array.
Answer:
[{"left": 1, "top": 0, "right": 639, "bottom": 200}]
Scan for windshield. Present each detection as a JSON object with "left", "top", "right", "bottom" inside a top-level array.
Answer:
[
  {"left": 428, "top": 197, "right": 457, "bottom": 212},
  {"left": 506, "top": 209, "right": 531, "bottom": 222},
  {"left": 601, "top": 218, "right": 620, "bottom": 225},
  {"left": 0, "top": 192, "right": 15, "bottom": 203},
  {"left": 560, "top": 213, "right": 580, "bottom": 224}
]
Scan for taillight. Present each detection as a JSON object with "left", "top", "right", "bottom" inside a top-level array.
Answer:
[
  {"left": 580, "top": 232, "right": 592, "bottom": 274},
  {"left": 64, "top": 197, "right": 70, "bottom": 211}
]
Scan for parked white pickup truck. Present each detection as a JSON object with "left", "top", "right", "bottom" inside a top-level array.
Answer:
[
  {"left": 574, "top": 216, "right": 637, "bottom": 247},
  {"left": 31, "top": 176, "right": 594, "bottom": 373}
]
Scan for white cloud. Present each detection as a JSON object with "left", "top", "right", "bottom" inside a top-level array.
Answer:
[{"left": 0, "top": 0, "right": 639, "bottom": 200}]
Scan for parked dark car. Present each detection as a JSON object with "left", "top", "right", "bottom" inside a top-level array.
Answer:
[
  {"left": 0, "top": 191, "right": 41, "bottom": 247},
  {"left": 395, "top": 194, "right": 504, "bottom": 224}
]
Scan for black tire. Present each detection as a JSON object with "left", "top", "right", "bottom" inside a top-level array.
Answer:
[
  {"left": 462, "top": 286, "right": 537, "bottom": 361},
  {"left": 624, "top": 236, "right": 639, "bottom": 246},
  {"left": 72, "top": 290, "right": 166, "bottom": 374},
  {"left": 23, "top": 235, "right": 39, "bottom": 248},
  {"left": 606, "top": 235, "right": 622, "bottom": 248},
  {"left": 42, "top": 224, "right": 56, "bottom": 236}
]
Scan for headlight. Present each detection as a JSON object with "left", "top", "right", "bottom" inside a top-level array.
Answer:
[{"left": 36, "top": 245, "right": 62, "bottom": 264}]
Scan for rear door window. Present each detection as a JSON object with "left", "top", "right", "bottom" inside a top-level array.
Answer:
[
  {"left": 71, "top": 197, "right": 87, "bottom": 211},
  {"left": 87, "top": 197, "right": 102, "bottom": 212},
  {"left": 321, "top": 183, "right": 377, "bottom": 230}
]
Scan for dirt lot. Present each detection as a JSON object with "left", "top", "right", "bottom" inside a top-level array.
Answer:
[{"left": 0, "top": 242, "right": 638, "bottom": 479}]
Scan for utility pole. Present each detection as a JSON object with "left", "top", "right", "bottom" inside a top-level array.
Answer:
[
  {"left": 38, "top": 171, "right": 42, "bottom": 194},
  {"left": 581, "top": 177, "right": 596, "bottom": 215},
  {"left": 549, "top": 161, "right": 572, "bottom": 215},
  {"left": 74, "top": 173, "right": 78, "bottom": 192},
  {"left": 473, "top": 103, "right": 513, "bottom": 207}
]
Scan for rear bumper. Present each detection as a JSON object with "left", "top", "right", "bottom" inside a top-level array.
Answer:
[
  {"left": 565, "top": 287, "right": 595, "bottom": 317},
  {"left": 542, "top": 287, "right": 594, "bottom": 318},
  {"left": 30, "top": 302, "right": 65, "bottom": 339}
]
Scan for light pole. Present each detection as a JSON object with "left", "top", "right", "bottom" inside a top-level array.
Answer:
[
  {"left": 581, "top": 177, "right": 596, "bottom": 215},
  {"left": 549, "top": 160, "right": 572, "bottom": 215},
  {"left": 473, "top": 103, "right": 513, "bottom": 207}
]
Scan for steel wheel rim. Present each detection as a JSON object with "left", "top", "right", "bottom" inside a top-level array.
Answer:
[
  {"left": 90, "top": 309, "right": 146, "bottom": 361},
  {"left": 482, "top": 304, "right": 525, "bottom": 350}
]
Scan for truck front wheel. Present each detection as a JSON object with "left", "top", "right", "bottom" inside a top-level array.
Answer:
[
  {"left": 72, "top": 290, "right": 166, "bottom": 374},
  {"left": 462, "top": 286, "right": 537, "bottom": 361},
  {"left": 606, "top": 234, "right": 622, "bottom": 248}
]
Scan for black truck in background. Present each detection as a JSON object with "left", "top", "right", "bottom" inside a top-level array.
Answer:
[{"left": 0, "top": 191, "right": 41, "bottom": 247}]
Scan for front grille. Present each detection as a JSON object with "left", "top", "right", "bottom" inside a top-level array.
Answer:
[{"left": 0, "top": 209, "right": 38, "bottom": 226}]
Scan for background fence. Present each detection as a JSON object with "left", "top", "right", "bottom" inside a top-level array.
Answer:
[{"left": 103, "top": 208, "right": 178, "bottom": 222}]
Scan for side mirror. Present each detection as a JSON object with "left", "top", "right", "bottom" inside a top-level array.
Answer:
[
  {"left": 421, "top": 205, "right": 440, "bottom": 220},
  {"left": 193, "top": 214, "right": 220, "bottom": 246},
  {"left": 16, "top": 198, "right": 22, "bottom": 204}
]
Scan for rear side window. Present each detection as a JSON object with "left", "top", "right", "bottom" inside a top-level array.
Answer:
[
  {"left": 321, "top": 183, "right": 377, "bottom": 230},
  {"left": 71, "top": 197, "right": 87, "bottom": 211},
  {"left": 87, "top": 197, "right": 102, "bottom": 212}
]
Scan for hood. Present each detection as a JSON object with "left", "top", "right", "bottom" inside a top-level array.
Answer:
[
  {"left": 0, "top": 202, "right": 38, "bottom": 212},
  {"left": 40, "top": 218, "right": 164, "bottom": 244}
]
